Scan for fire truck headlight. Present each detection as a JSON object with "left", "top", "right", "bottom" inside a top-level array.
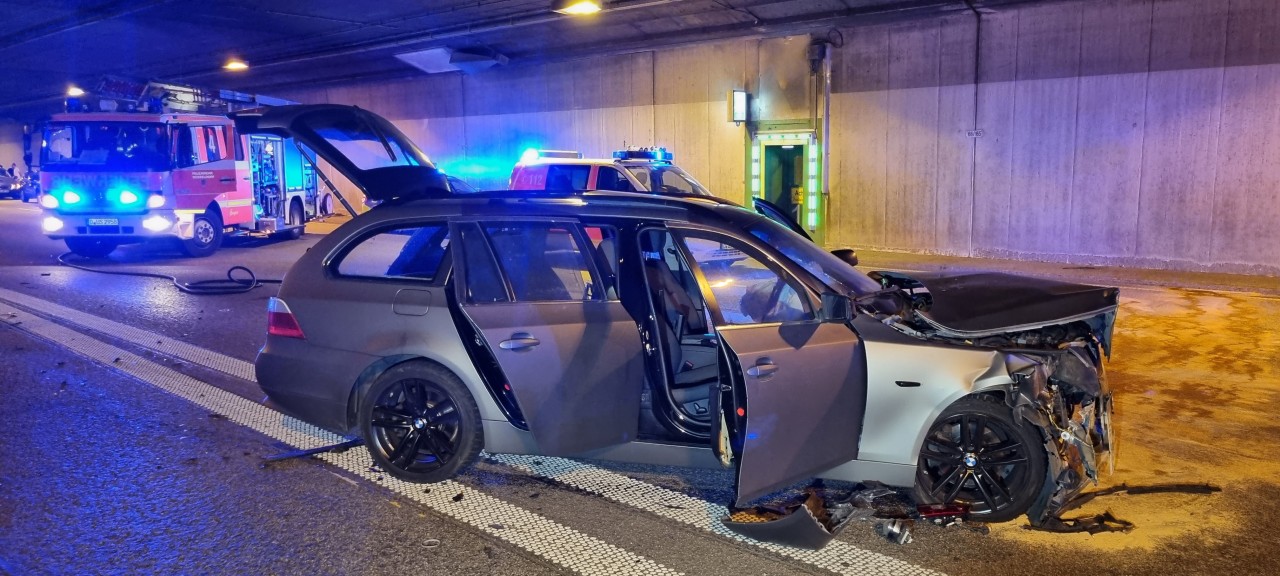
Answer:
[
  {"left": 142, "top": 215, "right": 171, "bottom": 232},
  {"left": 118, "top": 190, "right": 139, "bottom": 204},
  {"left": 42, "top": 217, "right": 64, "bottom": 233},
  {"left": 146, "top": 193, "right": 165, "bottom": 209},
  {"left": 62, "top": 191, "right": 82, "bottom": 205},
  {"left": 40, "top": 194, "right": 59, "bottom": 209}
]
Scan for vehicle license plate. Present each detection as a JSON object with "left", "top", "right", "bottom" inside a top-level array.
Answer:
[{"left": 87, "top": 218, "right": 119, "bottom": 226}]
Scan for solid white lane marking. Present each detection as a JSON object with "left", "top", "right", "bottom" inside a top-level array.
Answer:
[
  {"left": 0, "top": 287, "right": 256, "bottom": 381},
  {"left": 3, "top": 290, "right": 946, "bottom": 575},
  {"left": 488, "top": 454, "right": 943, "bottom": 576},
  {"left": 0, "top": 304, "right": 682, "bottom": 576}
]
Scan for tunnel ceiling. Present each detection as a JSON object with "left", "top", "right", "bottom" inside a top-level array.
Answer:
[{"left": 0, "top": 0, "right": 1053, "bottom": 118}]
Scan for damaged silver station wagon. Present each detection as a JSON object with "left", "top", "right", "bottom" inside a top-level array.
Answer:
[{"left": 237, "top": 105, "right": 1117, "bottom": 548}]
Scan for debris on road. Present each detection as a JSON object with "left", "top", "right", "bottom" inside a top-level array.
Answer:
[
  {"left": 260, "top": 438, "right": 363, "bottom": 467},
  {"left": 875, "top": 519, "right": 914, "bottom": 545}
]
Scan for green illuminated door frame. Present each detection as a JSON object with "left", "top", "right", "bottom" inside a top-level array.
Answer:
[{"left": 747, "top": 131, "right": 824, "bottom": 246}]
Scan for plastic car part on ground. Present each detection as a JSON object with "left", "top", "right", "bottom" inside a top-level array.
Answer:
[
  {"left": 1025, "top": 482, "right": 1221, "bottom": 534},
  {"left": 722, "top": 484, "right": 955, "bottom": 549}
]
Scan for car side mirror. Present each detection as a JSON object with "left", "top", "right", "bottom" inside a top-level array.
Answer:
[
  {"left": 831, "top": 248, "right": 858, "bottom": 267},
  {"left": 820, "top": 292, "right": 853, "bottom": 323}
]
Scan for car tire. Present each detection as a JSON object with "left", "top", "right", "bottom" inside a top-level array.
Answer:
[
  {"left": 914, "top": 395, "right": 1047, "bottom": 523},
  {"left": 360, "top": 361, "right": 483, "bottom": 484},
  {"left": 181, "top": 211, "right": 223, "bottom": 257},
  {"left": 65, "top": 238, "right": 119, "bottom": 259}
]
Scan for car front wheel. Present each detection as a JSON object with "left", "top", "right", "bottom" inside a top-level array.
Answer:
[
  {"left": 360, "top": 361, "right": 483, "bottom": 483},
  {"left": 181, "top": 211, "right": 223, "bottom": 257},
  {"left": 914, "top": 395, "right": 1047, "bottom": 522}
]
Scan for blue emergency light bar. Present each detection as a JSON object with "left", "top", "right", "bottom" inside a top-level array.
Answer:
[{"left": 613, "top": 147, "right": 673, "bottom": 162}]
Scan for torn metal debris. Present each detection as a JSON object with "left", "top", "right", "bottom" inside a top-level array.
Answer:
[{"left": 260, "top": 438, "right": 363, "bottom": 467}]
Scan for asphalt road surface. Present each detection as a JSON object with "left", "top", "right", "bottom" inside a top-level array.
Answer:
[{"left": 1, "top": 199, "right": 1277, "bottom": 575}]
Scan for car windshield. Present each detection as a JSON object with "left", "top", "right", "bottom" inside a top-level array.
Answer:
[
  {"left": 625, "top": 164, "right": 711, "bottom": 196},
  {"left": 745, "top": 217, "right": 882, "bottom": 297},
  {"left": 42, "top": 122, "right": 173, "bottom": 172}
]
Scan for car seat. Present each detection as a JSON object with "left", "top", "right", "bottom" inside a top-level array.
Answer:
[{"left": 643, "top": 258, "right": 718, "bottom": 419}]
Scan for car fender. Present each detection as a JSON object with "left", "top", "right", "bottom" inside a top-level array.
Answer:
[{"left": 859, "top": 340, "right": 1013, "bottom": 467}]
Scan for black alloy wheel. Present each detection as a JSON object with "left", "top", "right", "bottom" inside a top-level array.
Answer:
[
  {"left": 360, "top": 362, "right": 482, "bottom": 483},
  {"left": 914, "top": 396, "right": 1047, "bottom": 522}
]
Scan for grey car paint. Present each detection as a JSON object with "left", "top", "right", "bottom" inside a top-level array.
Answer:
[
  {"left": 716, "top": 322, "right": 866, "bottom": 506},
  {"left": 460, "top": 301, "right": 646, "bottom": 456},
  {"left": 248, "top": 105, "right": 1117, "bottom": 538}
]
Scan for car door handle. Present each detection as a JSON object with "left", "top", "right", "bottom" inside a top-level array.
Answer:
[
  {"left": 499, "top": 333, "right": 540, "bottom": 351},
  {"left": 746, "top": 359, "right": 777, "bottom": 378},
  {"left": 219, "top": 177, "right": 235, "bottom": 183}
]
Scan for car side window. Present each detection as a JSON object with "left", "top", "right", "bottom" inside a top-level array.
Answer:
[
  {"left": 546, "top": 165, "right": 590, "bottom": 190},
  {"left": 456, "top": 223, "right": 509, "bottom": 303},
  {"left": 595, "top": 167, "right": 634, "bottom": 192},
  {"left": 582, "top": 225, "right": 620, "bottom": 300},
  {"left": 676, "top": 232, "right": 813, "bottom": 325},
  {"left": 336, "top": 223, "right": 450, "bottom": 282},
  {"left": 484, "top": 222, "right": 598, "bottom": 302}
]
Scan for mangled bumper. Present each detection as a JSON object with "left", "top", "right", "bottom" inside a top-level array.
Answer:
[{"left": 1006, "top": 343, "right": 1115, "bottom": 526}]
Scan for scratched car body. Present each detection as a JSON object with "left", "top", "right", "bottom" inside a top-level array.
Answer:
[{"left": 237, "top": 105, "right": 1118, "bottom": 543}]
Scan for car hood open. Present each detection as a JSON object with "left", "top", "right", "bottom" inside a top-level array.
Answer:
[
  {"left": 873, "top": 270, "right": 1119, "bottom": 346},
  {"left": 230, "top": 104, "right": 449, "bottom": 203}
]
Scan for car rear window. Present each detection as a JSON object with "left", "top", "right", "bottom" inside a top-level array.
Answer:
[{"left": 335, "top": 223, "right": 450, "bottom": 282}]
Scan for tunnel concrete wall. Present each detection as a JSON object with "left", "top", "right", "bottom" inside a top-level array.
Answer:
[
  {"left": 830, "top": 0, "right": 1280, "bottom": 276},
  {"left": 279, "top": 0, "right": 1280, "bottom": 276}
]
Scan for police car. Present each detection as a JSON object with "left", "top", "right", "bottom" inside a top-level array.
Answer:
[{"left": 508, "top": 147, "right": 713, "bottom": 196}]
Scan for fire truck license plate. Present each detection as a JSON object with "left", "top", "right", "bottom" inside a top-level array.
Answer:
[{"left": 88, "top": 218, "right": 119, "bottom": 226}]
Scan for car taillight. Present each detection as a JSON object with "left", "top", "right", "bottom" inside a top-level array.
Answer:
[{"left": 267, "top": 297, "right": 305, "bottom": 339}]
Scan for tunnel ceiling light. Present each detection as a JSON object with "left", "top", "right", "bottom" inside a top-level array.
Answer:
[
  {"left": 223, "top": 58, "right": 249, "bottom": 71},
  {"left": 553, "top": 0, "right": 602, "bottom": 15},
  {"left": 66, "top": 86, "right": 85, "bottom": 97}
]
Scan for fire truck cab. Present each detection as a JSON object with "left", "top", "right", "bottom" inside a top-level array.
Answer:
[{"left": 39, "top": 88, "right": 322, "bottom": 258}]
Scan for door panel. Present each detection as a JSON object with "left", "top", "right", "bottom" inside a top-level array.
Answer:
[
  {"left": 463, "top": 302, "right": 644, "bottom": 456},
  {"left": 719, "top": 322, "right": 867, "bottom": 506}
]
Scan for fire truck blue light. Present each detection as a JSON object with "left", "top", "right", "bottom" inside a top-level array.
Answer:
[
  {"left": 519, "top": 148, "right": 539, "bottom": 164},
  {"left": 61, "top": 191, "right": 81, "bottom": 205},
  {"left": 118, "top": 190, "right": 139, "bottom": 204}
]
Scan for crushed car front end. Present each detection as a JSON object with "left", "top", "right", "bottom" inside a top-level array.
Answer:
[{"left": 866, "top": 270, "right": 1118, "bottom": 525}]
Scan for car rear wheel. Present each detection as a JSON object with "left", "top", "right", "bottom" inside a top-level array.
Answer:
[
  {"left": 181, "top": 211, "right": 223, "bottom": 257},
  {"left": 360, "top": 361, "right": 483, "bottom": 483},
  {"left": 65, "top": 238, "right": 119, "bottom": 259},
  {"left": 914, "top": 395, "right": 1047, "bottom": 522}
]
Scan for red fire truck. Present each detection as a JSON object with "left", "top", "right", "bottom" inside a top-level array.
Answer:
[{"left": 39, "top": 82, "right": 327, "bottom": 258}]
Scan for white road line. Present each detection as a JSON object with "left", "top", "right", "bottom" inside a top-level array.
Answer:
[
  {"left": 487, "top": 454, "right": 943, "bottom": 576},
  {"left": 2, "top": 289, "right": 946, "bottom": 575},
  {"left": 0, "top": 303, "right": 682, "bottom": 576},
  {"left": 0, "top": 287, "right": 256, "bottom": 381}
]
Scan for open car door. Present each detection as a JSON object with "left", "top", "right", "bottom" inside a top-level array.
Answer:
[
  {"left": 673, "top": 227, "right": 866, "bottom": 507},
  {"left": 451, "top": 220, "right": 646, "bottom": 456},
  {"left": 230, "top": 104, "right": 448, "bottom": 203},
  {"left": 752, "top": 197, "right": 812, "bottom": 242}
]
